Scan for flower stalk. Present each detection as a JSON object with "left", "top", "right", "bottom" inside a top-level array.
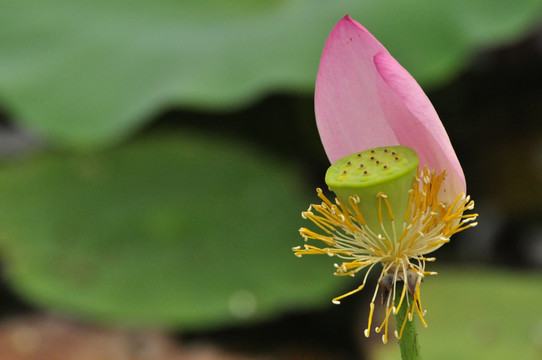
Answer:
[{"left": 395, "top": 291, "right": 422, "bottom": 360}]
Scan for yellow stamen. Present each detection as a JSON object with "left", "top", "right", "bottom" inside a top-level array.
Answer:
[{"left": 364, "top": 302, "right": 375, "bottom": 338}]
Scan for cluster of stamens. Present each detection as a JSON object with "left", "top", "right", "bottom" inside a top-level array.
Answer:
[{"left": 293, "top": 168, "right": 478, "bottom": 343}]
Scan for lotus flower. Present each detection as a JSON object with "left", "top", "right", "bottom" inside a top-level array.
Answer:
[{"left": 293, "top": 15, "right": 478, "bottom": 345}]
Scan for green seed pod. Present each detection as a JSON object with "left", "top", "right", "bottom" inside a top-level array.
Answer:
[{"left": 325, "top": 146, "right": 419, "bottom": 238}]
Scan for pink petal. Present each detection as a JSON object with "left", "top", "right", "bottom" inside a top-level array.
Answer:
[
  {"left": 314, "top": 15, "right": 465, "bottom": 199},
  {"left": 315, "top": 15, "right": 398, "bottom": 163},
  {"left": 374, "top": 51, "right": 465, "bottom": 197}
]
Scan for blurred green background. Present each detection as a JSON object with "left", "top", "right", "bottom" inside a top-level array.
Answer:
[{"left": 0, "top": 1, "right": 542, "bottom": 359}]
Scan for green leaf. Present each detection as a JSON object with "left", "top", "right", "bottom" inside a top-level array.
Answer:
[
  {"left": 0, "top": 0, "right": 540, "bottom": 147},
  {"left": 372, "top": 266, "right": 542, "bottom": 359},
  {"left": 0, "top": 133, "right": 343, "bottom": 329}
]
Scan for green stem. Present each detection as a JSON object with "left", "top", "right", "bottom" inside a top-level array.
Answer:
[{"left": 395, "top": 293, "right": 422, "bottom": 360}]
